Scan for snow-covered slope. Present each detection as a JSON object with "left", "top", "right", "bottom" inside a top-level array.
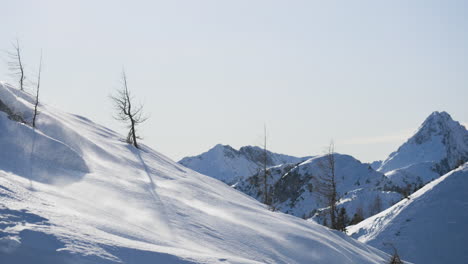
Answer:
[
  {"left": 179, "top": 145, "right": 309, "bottom": 185},
  {"left": 236, "top": 154, "right": 402, "bottom": 222},
  {"left": 378, "top": 111, "right": 468, "bottom": 174},
  {"left": 369, "top": 160, "right": 382, "bottom": 171},
  {"left": 379, "top": 162, "right": 440, "bottom": 193},
  {"left": 0, "top": 82, "right": 389, "bottom": 263},
  {"left": 348, "top": 163, "right": 468, "bottom": 264}
]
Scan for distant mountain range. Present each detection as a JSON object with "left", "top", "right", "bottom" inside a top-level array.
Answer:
[
  {"left": 235, "top": 153, "right": 401, "bottom": 220},
  {"left": 180, "top": 112, "right": 468, "bottom": 214}
]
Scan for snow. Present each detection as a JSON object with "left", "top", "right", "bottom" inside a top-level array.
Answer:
[
  {"left": 378, "top": 111, "right": 468, "bottom": 173},
  {"left": 0, "top": 110, "right": 89, "bottom": 185},
  {"left": 181, "top": 111, "right": 468, "bottom": 228},
  {"left": 179, "top": 144, "right": 309, "bottom": 185},
  {"left": 379, "top": 135, "right": 446, "bottom": 173},
  {"left": 348, "top": 163, "right": 468, "bottom": 264},
  {"left": 381, "top": 162, "right": 440, "bottom": 190},
  {"left": 236, "top": 153, "right": 403, "bottom": 222},
  {"left": 338, "top": 189, "right": 402, "bottom": 219},
  {"left": 369, "top": 160, "right": 382, "bottom": 170},
  {"left": 0, "top": 82, "right": 389, "bottom": 263}
]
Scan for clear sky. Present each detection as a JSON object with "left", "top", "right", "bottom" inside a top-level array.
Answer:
[{"left": 1, "top": 0, "right": 467, "bottom": 162}]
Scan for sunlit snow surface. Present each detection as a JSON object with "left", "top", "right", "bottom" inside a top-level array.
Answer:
[
  {"left": 349, "top": 163, "right": 468, "bottom": 264},
  {"left": 0, "top": 82, "right": 388, "bottom": 263}
]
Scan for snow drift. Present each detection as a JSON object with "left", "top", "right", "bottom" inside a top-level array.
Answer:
[{"left": 0, "top": 82, "right": 389, "bottom": 264}]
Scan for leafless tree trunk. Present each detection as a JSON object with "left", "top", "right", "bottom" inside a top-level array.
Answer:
[
  {"left": 387, "top": 252, "right": 404, "bottom": 264},
  {"left": 385, "top": 244, "right": 404, "bottom": 264},
  {"left": 315, "top": 141, "right": 339, "bottom": 230},
  {"left": 262, "top": 125, "right": 269, "bottom": 205},
  {"left": 32, "top": 52, "right": 42, "bottom": 128},
  {"left": 8, "top": 39, "right": 26, "bottom": 91},
  {"left": 110, "top": 70, "right": 147, "bottom": 149}
]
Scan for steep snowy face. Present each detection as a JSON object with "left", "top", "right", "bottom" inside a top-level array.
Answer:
[
  {"left": 348, "top": 163, "right": 468, "bottom": 264},
  {"left": 236, "top": 154, "right": 401, "bottom": 221},
  {"left": 0, "top": 82, "right": 389, "bottom": 264},
  {"left": 378, "top": 111, "right": 468, "bottom": 173},
  {"left": 179, "top": 145, "right": 308, "bottom": 185}
]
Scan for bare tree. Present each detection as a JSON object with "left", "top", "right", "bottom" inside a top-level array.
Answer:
[
  {"left": 8, "top": 39, "right": 26, "bottom": 91},
  {"left": 262, "top": 125, "right": 270, "bottom": 205},
  {"left": 387, "top": 252, "right": 404, "bottom": 264},
  {"left": 111, "top": 71, "right": 147, "bottom": 148},
  {"left": 386, "top": 245, "right": 404, "bottom": 264},
  {"left": 32, "top": 52, "right": 42, "bottom": 128},
  {"left": 315, "top": 141, "right": 339, "bottom": 230}
]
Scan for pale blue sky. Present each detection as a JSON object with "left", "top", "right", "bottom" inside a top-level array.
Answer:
[{"left": 1, "top": 0, "right": 467, "bottom": 162}]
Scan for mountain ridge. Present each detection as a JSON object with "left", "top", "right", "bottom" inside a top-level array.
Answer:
[
  {"left": 180, "top": 111, "right": 468, "bottom": 233},
  {"left": 179, "top": 144, "right": 310, "bottom": 185}
]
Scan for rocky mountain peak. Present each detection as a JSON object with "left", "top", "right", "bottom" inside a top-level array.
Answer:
[
  {"left": 411, "top": 111, "right": 459, "bottom": 145},
  {"left": 379, "top": 111, "right": 468, "bottom": 173}
]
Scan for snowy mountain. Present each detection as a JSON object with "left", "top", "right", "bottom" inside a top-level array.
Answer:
[
  {"left": 379, "top": 162, "right": 439, "bottom": 193},
  {"left": 179, "top": 144, "right": 309, "bottom": 185},
  {"left": 378, "top": 111, "right": 468, "bottom": 174},
  {"left": 373, "top": 111, "right": 468, "bottom": 199},
  {"left": 180, "top": 112, "right": 468, "bottom": 232},
  {"left": 0, "top": 82, "right": 390, "bottom": 264},
  {"left": 236, "top": 154, "right": 402, "bottom": 223},
  {"left": 348, "top": 162, "right": 468, "bottom": 264}
]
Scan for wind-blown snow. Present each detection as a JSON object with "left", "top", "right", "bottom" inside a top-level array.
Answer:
[
  {"left": 0, "top": 82, "right": 388, "bottom": 263},
  {"left": 348, "top": 163, "right": 468, "bottom": 264}
]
